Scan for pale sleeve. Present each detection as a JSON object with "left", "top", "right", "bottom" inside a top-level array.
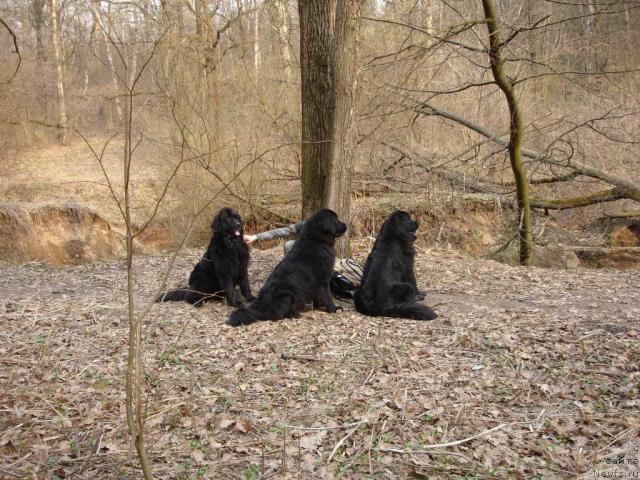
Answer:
[{"left": 254, "top": 221, "right": 305, "bottom": 245}]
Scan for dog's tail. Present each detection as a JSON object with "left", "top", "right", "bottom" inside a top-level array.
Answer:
[
  {"left": 155, "top": 289, "right": 187, "bottom": 303},
  {"left": 227, "top": 306, "right": 263, "bottom": 327},
  {"left": 383, "top": 303, "right": 438, "bottom": 321}
]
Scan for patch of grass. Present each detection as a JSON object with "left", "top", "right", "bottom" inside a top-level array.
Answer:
[
  {"left": 158, "top": 348, "right": 181, "bottom": 367},
  {"left": 243, "top": 463, "right": 260, "bottom": 480},
  {"left": 176, "top": 459, "right": 209, "bottom": 480}
]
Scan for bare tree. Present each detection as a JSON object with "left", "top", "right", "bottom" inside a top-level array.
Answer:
[
  {"left": 274, "top": 0, "right": 292, "bottom": 84},
  {"left": 49, "top": 0, "right": 67, "bottom": 144},
  {"left": 28, "top": 0, "right": 46, "bottom": 62},
  {"left": 482, "top": 0, "right": 533, "bottom": 265},
  {"left": 90, "top": 0, "right": 123, "bottom": 121}
]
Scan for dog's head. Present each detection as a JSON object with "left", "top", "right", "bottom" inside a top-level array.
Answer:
[
  {"left": 211, "top": 207, "right": 243, "bottom": 238},
  {"left": 302, "top": 208, "right": 347, "bottom": 244},
  {"left": 381, "top": 210, "right": 418, "bottom": 242}
]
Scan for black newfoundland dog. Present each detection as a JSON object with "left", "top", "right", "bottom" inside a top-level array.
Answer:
[
  {"left": 354, "top": 210, "right": 437, "bottom": 320},
  {"left": 227, "top": 208, "right": 347, "bottom": 327},
  {"left": 156, "top": 207, "right": 254, "bottom": 307}
]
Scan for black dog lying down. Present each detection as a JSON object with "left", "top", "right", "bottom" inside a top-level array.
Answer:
[
  {"left": 354, "top": 210, "right": 437, "bottom": 320},
  {"left": 156, "top": 207, "right": 254, "bottom": 307},
  {"left": 228, "top": 209, "right": 346, "bottom": 327}
]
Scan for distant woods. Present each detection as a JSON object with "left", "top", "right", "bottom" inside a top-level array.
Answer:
[{"left": 0, "top": 0, "right": 638, "bottom": 262}]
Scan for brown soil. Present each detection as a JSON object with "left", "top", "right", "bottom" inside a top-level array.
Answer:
[
  {"left": 0, "top": 203, "right": 129, "bottom": 265},
  {"left": 1, "top": 246, "right": 638, "bottom": 479},
  {"left": 2, "top": 139, "right": 638, "bottom": 269}
]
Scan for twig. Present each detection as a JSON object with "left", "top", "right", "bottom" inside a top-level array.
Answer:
[
  {"left": 379, "top": 423, "right": 507, "bottom": 454},
  {"left": 0, "top": 468, "right": 20, "bottom": 478},
  {"left": 328, "top": 421, "right": 367, "bottom": 462},
  {"left": 284, "top": 420, "right": 367, "bottom": 432},
  {"left": 0, "top": 17, "right": 21, "bottom": 82},
  {"left": 2, "top": 452, "right": 32, "bottom": 470},
  {"left": 0, "top": 357, "right": 36, "bottom": 366},
  {"left": 485, "top": 232, "right": 518, "bottom": 258},
  {"left": 573, "top": 368, "right": 630, "bottom": 379},
  {"left": 280, "top": 353, "right": 321, "bottom": 362},
  {"left": 565, "top": 330, "right": 603, "bottom": 344}
]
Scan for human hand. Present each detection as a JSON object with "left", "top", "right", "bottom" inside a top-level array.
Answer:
[{"left": 244, "top": 234, "right": 257, "bottom": 246}]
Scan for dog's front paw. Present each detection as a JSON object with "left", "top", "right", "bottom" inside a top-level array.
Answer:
[{"left": 228, "top": 298, "right": 243, "bottom": 308}]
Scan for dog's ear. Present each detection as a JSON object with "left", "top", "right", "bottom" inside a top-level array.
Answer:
[{"left": 211, "top": 210, "right": 224, "bottom": 231}]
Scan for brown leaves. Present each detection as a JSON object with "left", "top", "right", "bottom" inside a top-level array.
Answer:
[
  {"left": 299, "top": 431, "right": 327, "bottom": 451},
  {"left": 1, "top": 248, "right": 639, "bottom": 478}
]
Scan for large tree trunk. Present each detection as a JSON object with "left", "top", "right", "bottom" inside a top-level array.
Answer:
[
  {"left": 49, "top": 0, "right": 67, "bottom": 144},
  {"left": 299, "top": 2, "right": 333, "bottom": 216},
  {"left": 299, "top": 0, "right": 363, "bottom": 257},
  {"left": 325, "top": 0, "right": 362, "bottom": 256},
  {"left": 482, "top": 0, "right": 533, "bottom": 266}
]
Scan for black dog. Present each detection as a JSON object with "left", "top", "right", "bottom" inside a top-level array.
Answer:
[
  {"left": 227, "top": 209, "right": 346, "bottom": 326},
  {"left": 354, "top": 210, "right": 437, "bottom": 320},
  {"left": 157, "top": 207, "right": 254, "bottom": 307}
]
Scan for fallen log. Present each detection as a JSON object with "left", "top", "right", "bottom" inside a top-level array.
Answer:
[
  {"left": 603, "top": 210, "right": 640, "bottom": 219},
  {"left": 383, "top": 143, "right": 633, "bottom": 211},
  {"left": 556, "top": 246, "right": 640, "bottom": 253},
  {"left": 416, "top": 103, "right": 640, "bottom": 203}
]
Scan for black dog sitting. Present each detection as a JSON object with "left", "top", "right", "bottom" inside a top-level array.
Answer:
[
  {"left": 227, "top": 208, "right": 347, "bottom": 326},
  {"left": 354, "top": 210, "right": 437, "bottom": 320},
  {"left": 157, "top": 207, "right": 254, "bottom": 307}
]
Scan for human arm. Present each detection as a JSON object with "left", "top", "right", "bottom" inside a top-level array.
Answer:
[{"left": 244, "top": 221, "right": 305, "bottom": 247}]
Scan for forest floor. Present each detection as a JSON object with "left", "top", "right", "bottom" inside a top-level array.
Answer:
[{"left": 1, "top": 245, "right": 638, "bottom": 479}]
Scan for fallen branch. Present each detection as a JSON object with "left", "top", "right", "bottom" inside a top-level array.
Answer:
[
  {"left": 383, "top": 142, "right": 509, "bottom": 194},
  {"left": 328, "top": 421, "right": 367, "bottom": 462},
  {"left": 378, "top": 423, "right": 507, "bottom": 454},
  {"left": 284, "top": 420, "right": 366, "bottom": 431},
  {"left": 280, "top": 353, "right": 321, "bottom": 362},
  {"left": 557, "top": 246, "right": 640, "bottom": 254},
  {"left": 416, "top": 103, "right": 640, "bottom": 203},
  {"left": 0, "top": 17, "right": 21, "bottom": 83},
  {"left": 529, "top": 188, "right": 626, "bottom": 210},
  {"left": 385, "top": 141, "right": 636, "bottom": 211},
  {"left": 604, "top": 210, "right": 640, "bottom": 219}
]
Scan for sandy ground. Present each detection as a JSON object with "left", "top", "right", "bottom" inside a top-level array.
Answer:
[{"left": 1, "top": 246, "right": 638, "bottom": 479}]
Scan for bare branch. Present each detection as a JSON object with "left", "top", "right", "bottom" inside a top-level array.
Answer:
[{"left": 0, "top": 17, "right": 21, "bottom": 83}]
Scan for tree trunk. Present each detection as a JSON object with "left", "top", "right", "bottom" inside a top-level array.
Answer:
[
  {"left": 299, "top": 0, "right": 363, "bottom": 257},
  {"left": 91, "top": 1, "right": 122, "bottom": 123},
  {"left": 30, "top": 0, "right": 46, "bottom": 62},
  {"left": 482, "top": 0, "right": 533, "bottom": 266},
  {"left": 275, "top": 0, "right": 292, "bottom": 84},
  {"left": 49, "top": 0, "right": 67, "bottom": 144},
  {"left": 253, "top": 0, "right": 261, "bottom": 79},
  {"left": 299, "top": 1, "right": 333, "bottom": 216},
  {"left": 121, "top": 38, "right": 154, "bottom": 480},
  {"left": 325, "top": 0, "right": 362, "bottom": 256}
]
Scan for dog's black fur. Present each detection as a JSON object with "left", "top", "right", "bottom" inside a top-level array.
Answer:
[
  {"left": 227, "top": 209, "right": 346, "bottom": 326},
  {"left": 354, "top": 210, "right": 437, "bottom": 320},
  {"left": 156, "top": 207, "right": 254, "bottom": 307}
]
